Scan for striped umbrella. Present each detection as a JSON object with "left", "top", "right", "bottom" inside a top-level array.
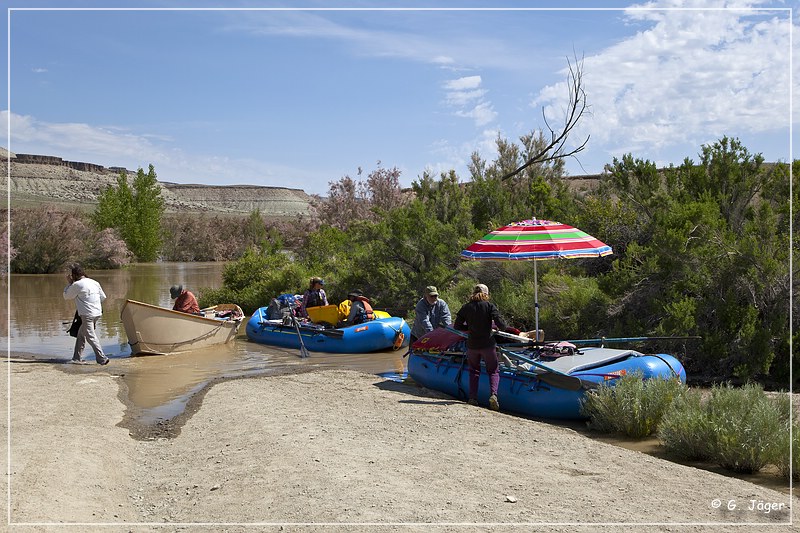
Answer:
[{"left": 461, "top": 218, "right": 612, "bottom": 334}]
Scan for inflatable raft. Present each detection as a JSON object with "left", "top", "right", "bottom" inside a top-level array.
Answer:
[
  {"left": 407, "top": 328, "right": 686, "bottom": 420},
  {"left": 245, "top": 306, "right": 411, "bottom": 353}
]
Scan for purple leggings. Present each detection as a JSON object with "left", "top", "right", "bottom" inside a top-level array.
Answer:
[{"left": 467, "top": 345, "right": 499, "bottom": 400}]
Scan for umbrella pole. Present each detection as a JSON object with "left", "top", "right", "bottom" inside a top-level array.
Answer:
[{"left": 534, "top": 259, "right": 539, "bottom": 337}]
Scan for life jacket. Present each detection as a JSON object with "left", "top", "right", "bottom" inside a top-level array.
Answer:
[
  {"left": 351, "top": 296, "right": 374, "bottom": 323},
  {"left": 305, "top": 289, "right": 324, "bottom": 308}
]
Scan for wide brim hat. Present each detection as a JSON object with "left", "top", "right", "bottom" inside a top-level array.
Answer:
[{"left": 169, "top": 285, "right": 183, "bottom": 299}]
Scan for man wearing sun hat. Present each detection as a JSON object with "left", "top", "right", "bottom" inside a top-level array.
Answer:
[
  {"left": 410, "top": 285, "right": 452, "bottom": 344},
  {"left": 170, "top": 284, "right": 200, "bottom": 315}
]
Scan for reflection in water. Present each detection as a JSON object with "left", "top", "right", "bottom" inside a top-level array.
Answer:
[{"left": 8, "top": 263, "right": 410, "bottom": 425}]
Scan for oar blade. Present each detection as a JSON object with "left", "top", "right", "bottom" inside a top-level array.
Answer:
[
  {"left": 537, "top": 371, "right": 584, "bottom": 391},
  {"left": 291, "top": 317, "right": 311, "bottom": 358}
]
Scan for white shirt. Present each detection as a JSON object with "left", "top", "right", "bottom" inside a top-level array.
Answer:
[{"left": 63, "top": 277, "right": 106, "bottom": 318}]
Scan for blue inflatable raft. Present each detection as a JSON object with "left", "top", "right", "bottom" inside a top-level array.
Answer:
[
  {"left": 246, "top": 307, "right": 411, "bottom": 353},
  {"left": 407, "top": 329, "right": 686, "bottom": 420}
]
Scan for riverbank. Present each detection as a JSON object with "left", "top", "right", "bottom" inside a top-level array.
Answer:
[{"left": 4, "top": 358, "right": 796, "bottom": 532}]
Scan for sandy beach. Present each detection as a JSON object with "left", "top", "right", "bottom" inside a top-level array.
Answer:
[{"left": 3, "top": 357, "right": 797, "bottom": 532}]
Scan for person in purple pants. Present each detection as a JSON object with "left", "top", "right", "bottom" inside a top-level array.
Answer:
[{"left": 453, "top": 283, "right": 508, "bottom": 411}]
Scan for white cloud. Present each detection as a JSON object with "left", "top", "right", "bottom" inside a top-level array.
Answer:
[
  {"left": 443, "top": 75, "right": 497, "bottom": 127},
  {"left": 445, "top": 88, "right": 487, "bottom": 107},
  {"left": 455, "top": 102, "right": 498, "bottom": 127},
  {"left": 223, "top": 11, "right": 533, "bottom": 71},
  {"left": 31, "top": 68, "right": 47, "bottom": 73},
  {"left": 1, "top": 111, "right": 333, "bottom": 193},
  {"left": 531, "top": 6, "right": 794, "bottom": 165},
  {"left": 427, "top": 128, "right": 501, "bottom": 179},
  {"left": 444, "top": 76, "right": 482, "bottom": 91}
]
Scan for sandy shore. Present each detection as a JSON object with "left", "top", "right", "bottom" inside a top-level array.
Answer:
[{"left": 3, "top": 359, "right": 797, "bottom": 532}]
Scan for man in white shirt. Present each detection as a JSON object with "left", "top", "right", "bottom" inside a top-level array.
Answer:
[{"left": 63, "top": 263, "right": 110, "bottom": 365}]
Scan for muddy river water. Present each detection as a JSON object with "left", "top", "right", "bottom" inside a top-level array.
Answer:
[{"left": 5, "top": 262, "right": 407, "bottom": 425}]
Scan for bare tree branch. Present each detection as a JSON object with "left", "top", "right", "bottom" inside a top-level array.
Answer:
[{"left": 500, "top": 54, "right": 590, "bottom": 181}]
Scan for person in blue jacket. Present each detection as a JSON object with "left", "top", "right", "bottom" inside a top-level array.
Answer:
[{"left": 410, "top": 285, "right": 451, "bottom": 344}]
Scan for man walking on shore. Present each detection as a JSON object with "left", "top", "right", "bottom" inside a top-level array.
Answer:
[{"left": 63, "top": 263, "right": 110, "bottom": 365}]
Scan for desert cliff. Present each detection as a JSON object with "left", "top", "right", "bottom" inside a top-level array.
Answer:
[{"left": 1, "top": 148, "right": 314, "bottom": 217}]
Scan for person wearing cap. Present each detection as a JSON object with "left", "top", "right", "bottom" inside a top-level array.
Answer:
[
  {"left": 453, "top": 283, "right": 509, "bottom": 411},
  {"left": 410, "top": 285, "right": 452, "bottom": 344},
  {"left": 170, "top": 284, "right": 201, "bottom": 315},
  {"left": 300, "top": 276, "right": 328, "bottom": 318},
  {"left": 340, "top": 289, "right": 374, "bottom": 326}
]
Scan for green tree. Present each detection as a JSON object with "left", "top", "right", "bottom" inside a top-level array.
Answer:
[
  {"left": 598, "top": 138, "right": 791, "bottom": 381},
  {"left": 92, "top": 165, "right": 165, "bottom": 261}
]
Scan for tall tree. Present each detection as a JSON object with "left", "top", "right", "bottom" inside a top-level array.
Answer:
[{"left": 92, "top": 165, "right": 165, "bottom": 261}]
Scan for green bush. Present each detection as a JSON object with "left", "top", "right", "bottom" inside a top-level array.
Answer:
[
  {"left": 773, "top": 421, "right": 800, "bottom": 481},
  {"left": 581, "top": 372, "right": 686, "bottom": 438},
  {"left": 660, "top": 385, "right": 793, "bottom": 475},
  {"left": 705, "top": 383, "right": 784, "bottom": 473},
  {"left": 765, "top": 394, "right": 799, "bottom": 481},
  {"left": 657, "top": 389, "right": 713, "bottom": 461},
  {"left": 199, "top": 246, "right": 310, "bottom": 315}
]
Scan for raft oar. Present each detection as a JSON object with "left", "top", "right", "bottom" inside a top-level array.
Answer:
[
  {"left": 496, "top": 346, "right": 595, "bottom": 391},
  {"left": 300, "top": 326, "right": 345, "bottom": 339},
  {"left": 291, "top": 316, "right": 310, "bottom": 359},
  {"left": 568, "top": 336, "right": 702, "bottom": 346},
  {"left": 444, "top": 327, "right": 589, "bottom": 391},
  {"left": 494, "top": 329, "right": 540, "bottom": 345}
]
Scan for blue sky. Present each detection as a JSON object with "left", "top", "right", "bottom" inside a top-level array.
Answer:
[{"left": 3, "top": 1, "right": 796, "bottom": 195}]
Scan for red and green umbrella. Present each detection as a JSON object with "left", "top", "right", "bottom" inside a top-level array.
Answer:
[{"left": 461, "top": 218, "right": 613, "bottom": 334}]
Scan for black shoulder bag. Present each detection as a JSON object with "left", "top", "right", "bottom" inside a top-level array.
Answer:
[{"left": 68, "top": 311, "right": 82, "bottom": 337}]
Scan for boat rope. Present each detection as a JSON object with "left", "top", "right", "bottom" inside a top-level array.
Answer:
[
  {"left": 382, "top": 318, "right": 408, "bottom": 351},
  {"left": 649, "top": 354, "right": 683, "bottom": 380},
  {"left": 453, "top": 355, "right": 468, "bottom": 401},
  {"left": 140, "top": 321, "right": 231, "bottom": 352}
]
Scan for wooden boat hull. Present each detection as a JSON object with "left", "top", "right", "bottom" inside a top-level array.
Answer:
[
  {"left": 245, "top": 306, "right": 411, "bottom": 353},
  {"left": 408, "top": 346, "right": 686, "bottom": 420},
  {"left": 121, "top": 299, "right": 243, "bottom": 355}
]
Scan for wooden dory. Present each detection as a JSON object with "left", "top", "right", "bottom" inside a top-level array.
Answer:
[{"left": 121, "top": 299, "right": 244, "bottom": 355}]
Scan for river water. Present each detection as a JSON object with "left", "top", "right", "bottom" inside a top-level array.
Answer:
[{"left": 4, "top": 262, "right": 407, "bottom": 424}]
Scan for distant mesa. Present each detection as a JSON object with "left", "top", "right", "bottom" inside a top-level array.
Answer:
[{"left": 1, "top": 150, "right": 314, "bottom": 218}]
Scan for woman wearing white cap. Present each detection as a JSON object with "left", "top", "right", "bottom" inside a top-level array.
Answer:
[{"left": 453, "top": 283, "right": 509, "bottom": 411}]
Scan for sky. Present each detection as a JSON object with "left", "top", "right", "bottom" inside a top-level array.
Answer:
[{"left": 2, "top": 0, "right": 797, "bottom": 195}]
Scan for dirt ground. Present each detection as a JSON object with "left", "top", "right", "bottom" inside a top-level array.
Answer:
[{"left": 3, "top": 359, "right": 797, "bottom": 532}]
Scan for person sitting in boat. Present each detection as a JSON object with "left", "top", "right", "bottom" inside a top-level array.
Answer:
[
  {"left": 337, "top": 298, "right": 351, "bottom": 322},
  {"left": 453, "top": 283, "right": 509, "bottom": 412},
  {"left": 170, "top": 284, "right": 201, "bottom": 315},
  {"left": 410, "top": 285, "right": 452, "bottom": 344},
  {"left": 300, "top": 276, "right": 328, "bottom": 318},
  {"left": 339, "top": 290, "right": 374, "bottom": 326}
]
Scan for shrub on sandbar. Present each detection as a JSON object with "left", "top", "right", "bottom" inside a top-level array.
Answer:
[
  {"left": 657, "top": 389, "right": 712, "bottom": 461},
  {"left": 766, "top": 394, "right": 799, "bottom": 481},
  {"left": 581, "top": 372, "right": 686, "bottom": 438},
  {"left": 659, "top": 383, "right": 788, "bottom": 474}
]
